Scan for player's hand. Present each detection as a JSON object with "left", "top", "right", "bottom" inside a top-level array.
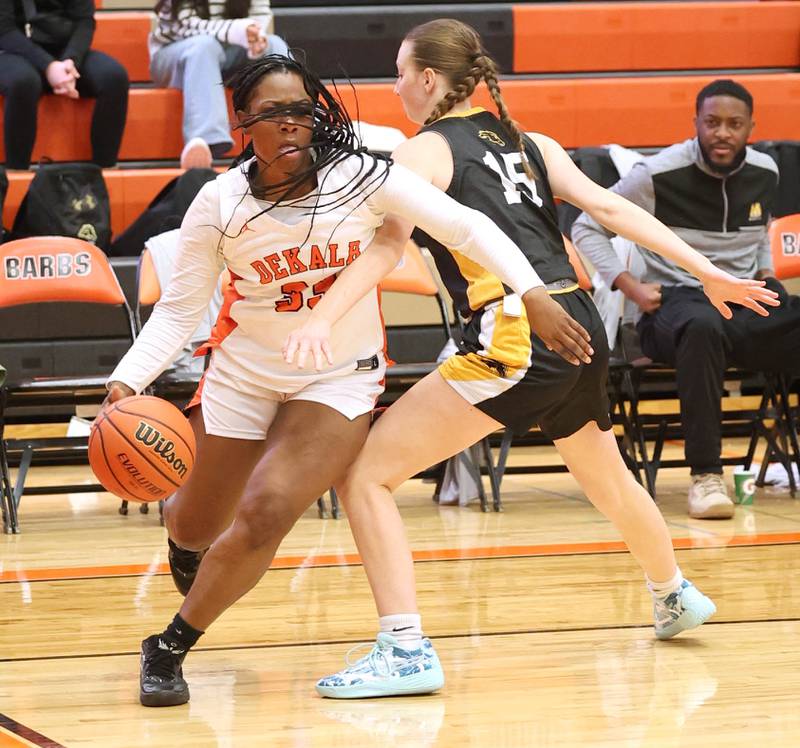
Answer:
[
  {"left": 282, "top": 319, "right": 334, "bottom": 370},
  {"left": 522, "top": 287, "right": 593, "bottom": 366},
  {"left": 101, "top": 381, "right": 135, "bottom": 410},
  {"left": 698, "top": 267, "right": 781, "bottom": 319}
]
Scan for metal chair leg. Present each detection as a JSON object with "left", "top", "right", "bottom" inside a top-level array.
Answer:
[
  {"left": 11, "top": 443, "right": 33, "bottom": 523},
  {"left": 458, "top": 448, "right": 489, "bottom": 512},
  {"left": 329, "top": 487, "right": 340, "bottom": 519},
  {"left": 777, "top": 375, "right": 800, "bottom": 493},
  {"left": 0, "top": 440, "right": 19, "bottom": 534},
  {"left": 495, "top": 429, "right": 513, "bottom": 485},
  {"left": 480, "top": 437, "right": 503, "bottom": 512}
]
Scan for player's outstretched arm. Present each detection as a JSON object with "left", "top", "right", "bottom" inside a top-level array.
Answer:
[{"left": 534, "top": 133, "right": 780, "bottom": 319}]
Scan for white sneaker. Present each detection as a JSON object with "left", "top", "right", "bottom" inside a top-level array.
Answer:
[
  {"left": 180, "top": 137, "right": 212, "bottom": 170},
  {"left": 653, "top": 579, "right": 717, "bottom": 639},
  {"left": 688, "top": 473, "right": 735, "bottom": 519},
  {"left": 316, "top": 634, "right": 444, "bottom": 698}
]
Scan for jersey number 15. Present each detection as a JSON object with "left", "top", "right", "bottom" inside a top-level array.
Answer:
[{"left": 482, "top": 151, "right": 543, "bottom": 208}]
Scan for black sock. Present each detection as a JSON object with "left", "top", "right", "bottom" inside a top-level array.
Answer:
[{"left": 162, "top": 613, "right": 204, "bottom": 651}]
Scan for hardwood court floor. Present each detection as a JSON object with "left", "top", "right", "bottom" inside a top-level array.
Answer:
[{"left": 1, "top": 439, "right": 799, "bottom": 747}]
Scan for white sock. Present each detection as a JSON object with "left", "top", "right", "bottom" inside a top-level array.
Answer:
[
  {"left": 646, "top": 567, "right": 684, "bottom": 599},
  {"left": 379, "top": 613, "right": 423, "bottom": 650}
]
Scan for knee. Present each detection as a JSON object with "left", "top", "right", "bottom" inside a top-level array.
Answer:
[
  {"left": 265, "top": 34, "right": 290, "bottom": 57},
  {"left": 336, "top": 464, "right": 389, "bottom": 510},
  {"left": 180, "top": 35, "right": 225, "bottom": 64},
  {"left": 678, "top": 314, "right": 724, "bottom": 350},
  {"left": 167, "top": 517, "right": 220, "bottom": 551},
  {"left": 165, "top": 500, "right": 225, "bottom": 551},
  {"left": 336, "top": 461, "right": 368, "bottom": 503},
  {"left": 581, "top": 471, "right": 634, "bottom": 516},
  {"left": 95, "top": 60, "right": 129, "bottom": 95},
  {"left": 235, "top": 490, "right": 303, "bottom": 550},
  {"left": 5, "top": 68, "right": 42, "bottom": 103}
]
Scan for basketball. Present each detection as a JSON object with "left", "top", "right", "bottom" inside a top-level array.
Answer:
[{"left": 88, "top": 396, "right": 196, "bottom": 503}]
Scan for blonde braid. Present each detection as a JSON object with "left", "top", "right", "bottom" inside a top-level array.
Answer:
[
  {"left": 424, "top": 63, "right": 481, "bottom": 125},
  {"left": 477, "top": 55, "right": 536, "bottom": 180}
]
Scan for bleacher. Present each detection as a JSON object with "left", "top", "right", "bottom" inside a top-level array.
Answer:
[
  {"left": 3, "top": 1, "right": 800, "bottom": 237},
  {"left": 2, "top": 0, "right": 799, "bottom": 352}
]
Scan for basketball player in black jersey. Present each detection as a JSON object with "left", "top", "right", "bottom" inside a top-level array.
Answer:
[{"left": 284, "top": 19, "right": 778, "bottom": 697}]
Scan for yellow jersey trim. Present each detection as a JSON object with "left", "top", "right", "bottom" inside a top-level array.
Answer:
[
  {"left": 547, "top": 283, "right": 580, "bottom": 296},
  {"left": 437, "top": 106, "right": 487, "bottom": 121}
]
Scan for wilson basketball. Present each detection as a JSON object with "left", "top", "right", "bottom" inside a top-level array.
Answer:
[{"left": 89, "top": 396, "right": 196, "bottom": 503}]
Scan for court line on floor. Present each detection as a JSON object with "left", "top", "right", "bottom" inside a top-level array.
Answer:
[
  {"left": 3, "top": 530, "right": 799, "bottom": 584},
  {"left": 2, "top": 616, "right": 798, "bottom": 665},
  {"left": 0, "top": 716, "right": 65, "bottom": 748}
]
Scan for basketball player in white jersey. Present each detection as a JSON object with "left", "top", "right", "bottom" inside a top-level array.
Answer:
[
  {"left": 282, "top": 20, "right": 779, "bottom": 698},
  {"left": 103, "top": 55, "right": 596, "bottom": 707}
]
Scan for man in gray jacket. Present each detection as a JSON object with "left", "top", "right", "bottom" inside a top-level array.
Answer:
[{"left": 572, "top": 79, "right": 800, "bottom": 519}]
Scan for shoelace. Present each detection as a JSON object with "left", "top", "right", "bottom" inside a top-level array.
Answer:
[
  {"left": 655, "top": 589, "right": 684, "bottom": 622},
  {"left": 344, "top": 640, "right": 394, "bottom": 676},
  {"left": 144, "top": 639, "right": 184, "bottom": 680},
  {"left": 696, "top": 476, "right": 726, "bottom": 498}
]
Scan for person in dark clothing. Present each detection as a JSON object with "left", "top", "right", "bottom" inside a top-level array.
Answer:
[
  {"left": 0, "top": 0, "right": 129, "bottom": 169},
  {"left": 573, "top": 79, "right": 800, "bottom": 519}
]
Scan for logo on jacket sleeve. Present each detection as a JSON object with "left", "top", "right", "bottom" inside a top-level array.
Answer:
[{"left": 748, "top": 202, "right": 763, "bottom": 221}]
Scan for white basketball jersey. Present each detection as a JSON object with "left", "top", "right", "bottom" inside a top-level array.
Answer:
[
  {"left": 110, "top": 150, "right": 543, "bottom": 396},
  {"left": 202, "top": 155, "right": 387, "bottom": 392}
]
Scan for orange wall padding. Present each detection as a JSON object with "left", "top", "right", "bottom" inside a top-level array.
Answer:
[
  {"left": 333, "top": 74, "right": 800, "bottom": 148},
  {"left": 513, "top": 1, "right": 800, "bottom": 73}
]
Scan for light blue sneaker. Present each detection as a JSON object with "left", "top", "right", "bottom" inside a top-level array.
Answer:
[
  {"left": 654, "top": 580, "right": 717, "bottom": 640},
  {"left": 316, "top": 634, "right": 444, "bottom": 698}
]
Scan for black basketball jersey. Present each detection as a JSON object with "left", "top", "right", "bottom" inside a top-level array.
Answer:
[{"left": 413, "top": 108, "right": 576, "bottom": 317}]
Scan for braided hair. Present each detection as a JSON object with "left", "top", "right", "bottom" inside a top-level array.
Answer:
[
  {"left": 217, "top": 55, "right": 390, "bottom": 243},
  {"left": 405, "top": 19, "right": 535, "bottom": 180}
]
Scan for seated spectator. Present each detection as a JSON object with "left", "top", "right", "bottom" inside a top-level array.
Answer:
[
  {"left": 0, "top": 0, "right": 129, "bottom": 171},
  {"left": 572, "top": 79, "right": 800, "bottom": 520},
  {"left": 149, "top": 0, "right": 289, "bottom": 169}
]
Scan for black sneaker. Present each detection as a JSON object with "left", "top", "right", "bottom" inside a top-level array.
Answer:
[
  {"left": 168, "top": 538, "right": 207, "bottom": 596},
  {"left": 139, "top": 634, "right": 190, "bottom": 707}
]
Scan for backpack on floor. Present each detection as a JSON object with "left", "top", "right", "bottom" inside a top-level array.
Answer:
[
  {"left": 11, "top": 163, "right": 111, "bottom": 250},
  {"left": 108, "top": 168, "right": 217, "bottom": 256}
]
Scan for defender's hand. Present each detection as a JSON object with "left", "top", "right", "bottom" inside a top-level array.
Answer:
[
  {"left": 522, "top": 287, "right": 593, "bottom": 366},
  {"left": 699, "top": 267, "right": 780, "bottom": 319},
  {"left": 283, "top": 319, "right": 334, "bottom": 370}
]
